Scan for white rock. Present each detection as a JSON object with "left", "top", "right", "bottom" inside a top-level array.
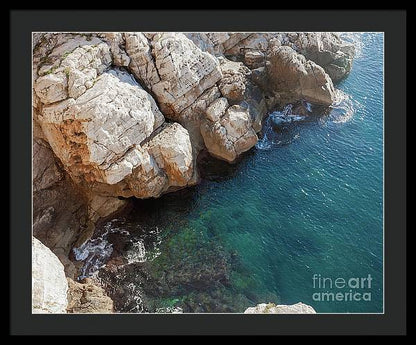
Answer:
[
  {"left": 201, "top": 105, "right": 258, "bottom": 163},
  {"left": 34, "top": 72, "right": 68, "bottom": 104},
  {"left": 32, "top": 237, "right": 68, "bottom": 313},
  {"left": 288, "top": 32, "right": 355, "bottom": 81},
  {"left": 125, "top": 146, "right": 168, "bottom": 198},
  {"left": 127, "top": 32, "right": 222, "bottom": 116},
  {"left": 39, "top": 69, "right": 165, "bottom": 186},
  {"left": 206, "top": 97, "right": 229, "bottom": 122},
  {"left": 146, "top": 123, "right": 194, "bottom": 186},
  {"left": 266, "top": 45, "right": 335, "bottom": 106},
  {"left": 125, "top": 33, "right": 161, "bottom": 87},
  {"left": 34, "top": 38, "right": 112, "bottom": 104},
  {"left": 244, "top": 302, "right": 316, "bottom": 314},
  {"left": 100, "top": 32, "right": 130, "bottom": 67}
]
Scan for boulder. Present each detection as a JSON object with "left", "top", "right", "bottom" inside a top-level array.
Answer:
[
  {"left": 125, "top": 33, "right": 262, "bottom": 163},
  {"left": 38, "top": 69, "right": 164, "bottom": 187},
  {"left": 244, "top": 302, "right": 316, "bottom": 314},
  {"left": 265, "top": 45, "right": 335, "bottom": 106},
  {"left": 145, "top": 122, "right": 194, "bottom": 187},
  {"left": 36, "top": 66, "right": 195, "bottom": 199},
  {"left": 201, "top": 105, "right": 258, "bottom": 163},
  {"left": 32, "top": 237, "right": 68, "bottom": 313},
  {"left": 126, "top": 32, "right": 222, "bottom": 117}
]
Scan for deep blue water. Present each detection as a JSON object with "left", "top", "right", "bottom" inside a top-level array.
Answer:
[{"left": 77, "top": 33, "right": 383, "bottom": 313}]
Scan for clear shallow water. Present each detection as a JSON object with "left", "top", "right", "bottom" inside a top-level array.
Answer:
[{"left": 77, "top": 33, "right": 383, "bottom": 313}]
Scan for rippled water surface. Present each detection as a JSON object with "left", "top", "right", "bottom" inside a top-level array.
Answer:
[{"left": 77, "top": 33, "right": 383, "bottom": 313}]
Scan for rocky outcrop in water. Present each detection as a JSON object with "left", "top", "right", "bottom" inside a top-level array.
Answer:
[
  {"left": 201, "top": 104, "right": 258, "bottom": 162},
  {"left": 33, "top": 32, "right": 351, "bottom": 203},
  {"left": 244, "top": 302, "right": 316, "bottom": 314},
  {"left": 264, "top": 44, "right": 335, "bottom": 106},
  {"left": 288, "top": 32, "right": 355, "bottom": 82}
]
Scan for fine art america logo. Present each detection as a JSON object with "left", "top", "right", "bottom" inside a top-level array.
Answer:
[{"left": 312, "top": 274, "right": 373, "bottom": 302}]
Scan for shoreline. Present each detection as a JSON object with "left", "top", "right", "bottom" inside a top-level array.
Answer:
[{"left": 32, "top": 31, "right": 364, "bottom": 314}]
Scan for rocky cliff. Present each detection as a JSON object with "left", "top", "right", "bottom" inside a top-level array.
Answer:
[{"left": 32, "top": 32, "right": 354, "bottom": 313}]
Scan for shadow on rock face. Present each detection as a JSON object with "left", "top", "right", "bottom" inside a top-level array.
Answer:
[{"left": 125, "top": 186, "right": 200, "bottom": 226}]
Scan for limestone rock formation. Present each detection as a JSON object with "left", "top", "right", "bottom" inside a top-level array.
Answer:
[
  {"left": 37, "top": 69, "right": 164, "bottom": 187},
  {"left": 32, "top": 34, "right": 195, "bottom": 272},
  {"left": 32, "top": 31, "right": 351, "bottom": 259},
  {"left": 35, "top": 48, "right": 195, "bottom": 199},
  {"left": 67, "top": 278, "right": 113, "bottom": 313},
  {"left": 126, "top": 32, "right": 222, "bottom": 118},
  {"left": 187, "top": 32, "right": 354, "bottom": 83},
  {"left": 32, "top": 237, "right": 68, "bottom": 313},
  {"left": 32, "top": 138, "right": 90, "bottom": 279},
  {"left": 265, "top": 45, "right": 335, "bottom": 106},
  {"left": 185, "top": 32, "right": 252, "bottom": 56},
  {"left": 288, "top": 32, "right": 355, "bottom": 82},
  {"left": 146, "top": 122, "right": 194, "bottom": 187},
  {"left": 99, "top": 32, "right": 130, "bottom": 67},
  {"left": 244, "top": 302, "right": 316, "bottom": 314},
  {"left": 217, "top": 58, "right": 267, "bottom": 132},
  {"left": 125, "top": 33, "right": 262, "bottom": 162},
  {"left": 201, "top": 105, "right": 258, "bottom": 162}
]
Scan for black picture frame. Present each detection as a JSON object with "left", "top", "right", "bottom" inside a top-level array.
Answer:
[{"left": 10, "top": 9, "right": 406, "bottom": 335}]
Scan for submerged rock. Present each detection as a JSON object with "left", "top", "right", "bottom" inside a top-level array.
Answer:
[{"left": 244, "top": 302, "right": 316, "bottom": 314}]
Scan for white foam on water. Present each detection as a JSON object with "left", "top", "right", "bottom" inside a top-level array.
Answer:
[
  {"left": 73, "top": 219, "right": 128, "bottom": 280},
  {"left": 143, "top": 226, "right": 162, "bottom": 262},
  {"left": 155, "top": 307, "right": 183, "bottom": 313},
  {"left": 125, "top": 282, "right": 146, "bottom": 313},
  {"left": 255, "top": 115, "right": 274, "bottom": 150},
  {"left": 328, "top": 89, "right": 357, "bottom": 124},
  {"left": 126, "top": 240, "right": 147, "bottom": 264},
  {"left": 73, "top": 229, "right": 114, "bottom": 280},
  {"left": 256, "top": 104, "right": 307, "bottom": 151},
  {"left": 338, "top": 32, "right": 364, "bottom": 59},
  {"left": 74, "top": 219, "right": 163, "bottom": 280},
  {"left": 124, "top": 226, "right": 162, "bottom": 264}
]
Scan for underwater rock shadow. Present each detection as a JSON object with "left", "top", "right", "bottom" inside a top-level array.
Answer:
[{"left": 197, "top": 149, "right": 256, "bottom": 182}]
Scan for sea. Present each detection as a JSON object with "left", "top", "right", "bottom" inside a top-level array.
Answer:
[{"left": 74, "top": 32, "right": 384, "bottom": 313}]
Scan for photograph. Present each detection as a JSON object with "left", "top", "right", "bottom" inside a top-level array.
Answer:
[{"left": 31, "top": 31, "right": 384, "bottom": 315}]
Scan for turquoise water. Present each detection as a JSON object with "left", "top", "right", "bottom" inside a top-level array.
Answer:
[{"left": 79, "top": 33, "right": 383, "bottom": 313}]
